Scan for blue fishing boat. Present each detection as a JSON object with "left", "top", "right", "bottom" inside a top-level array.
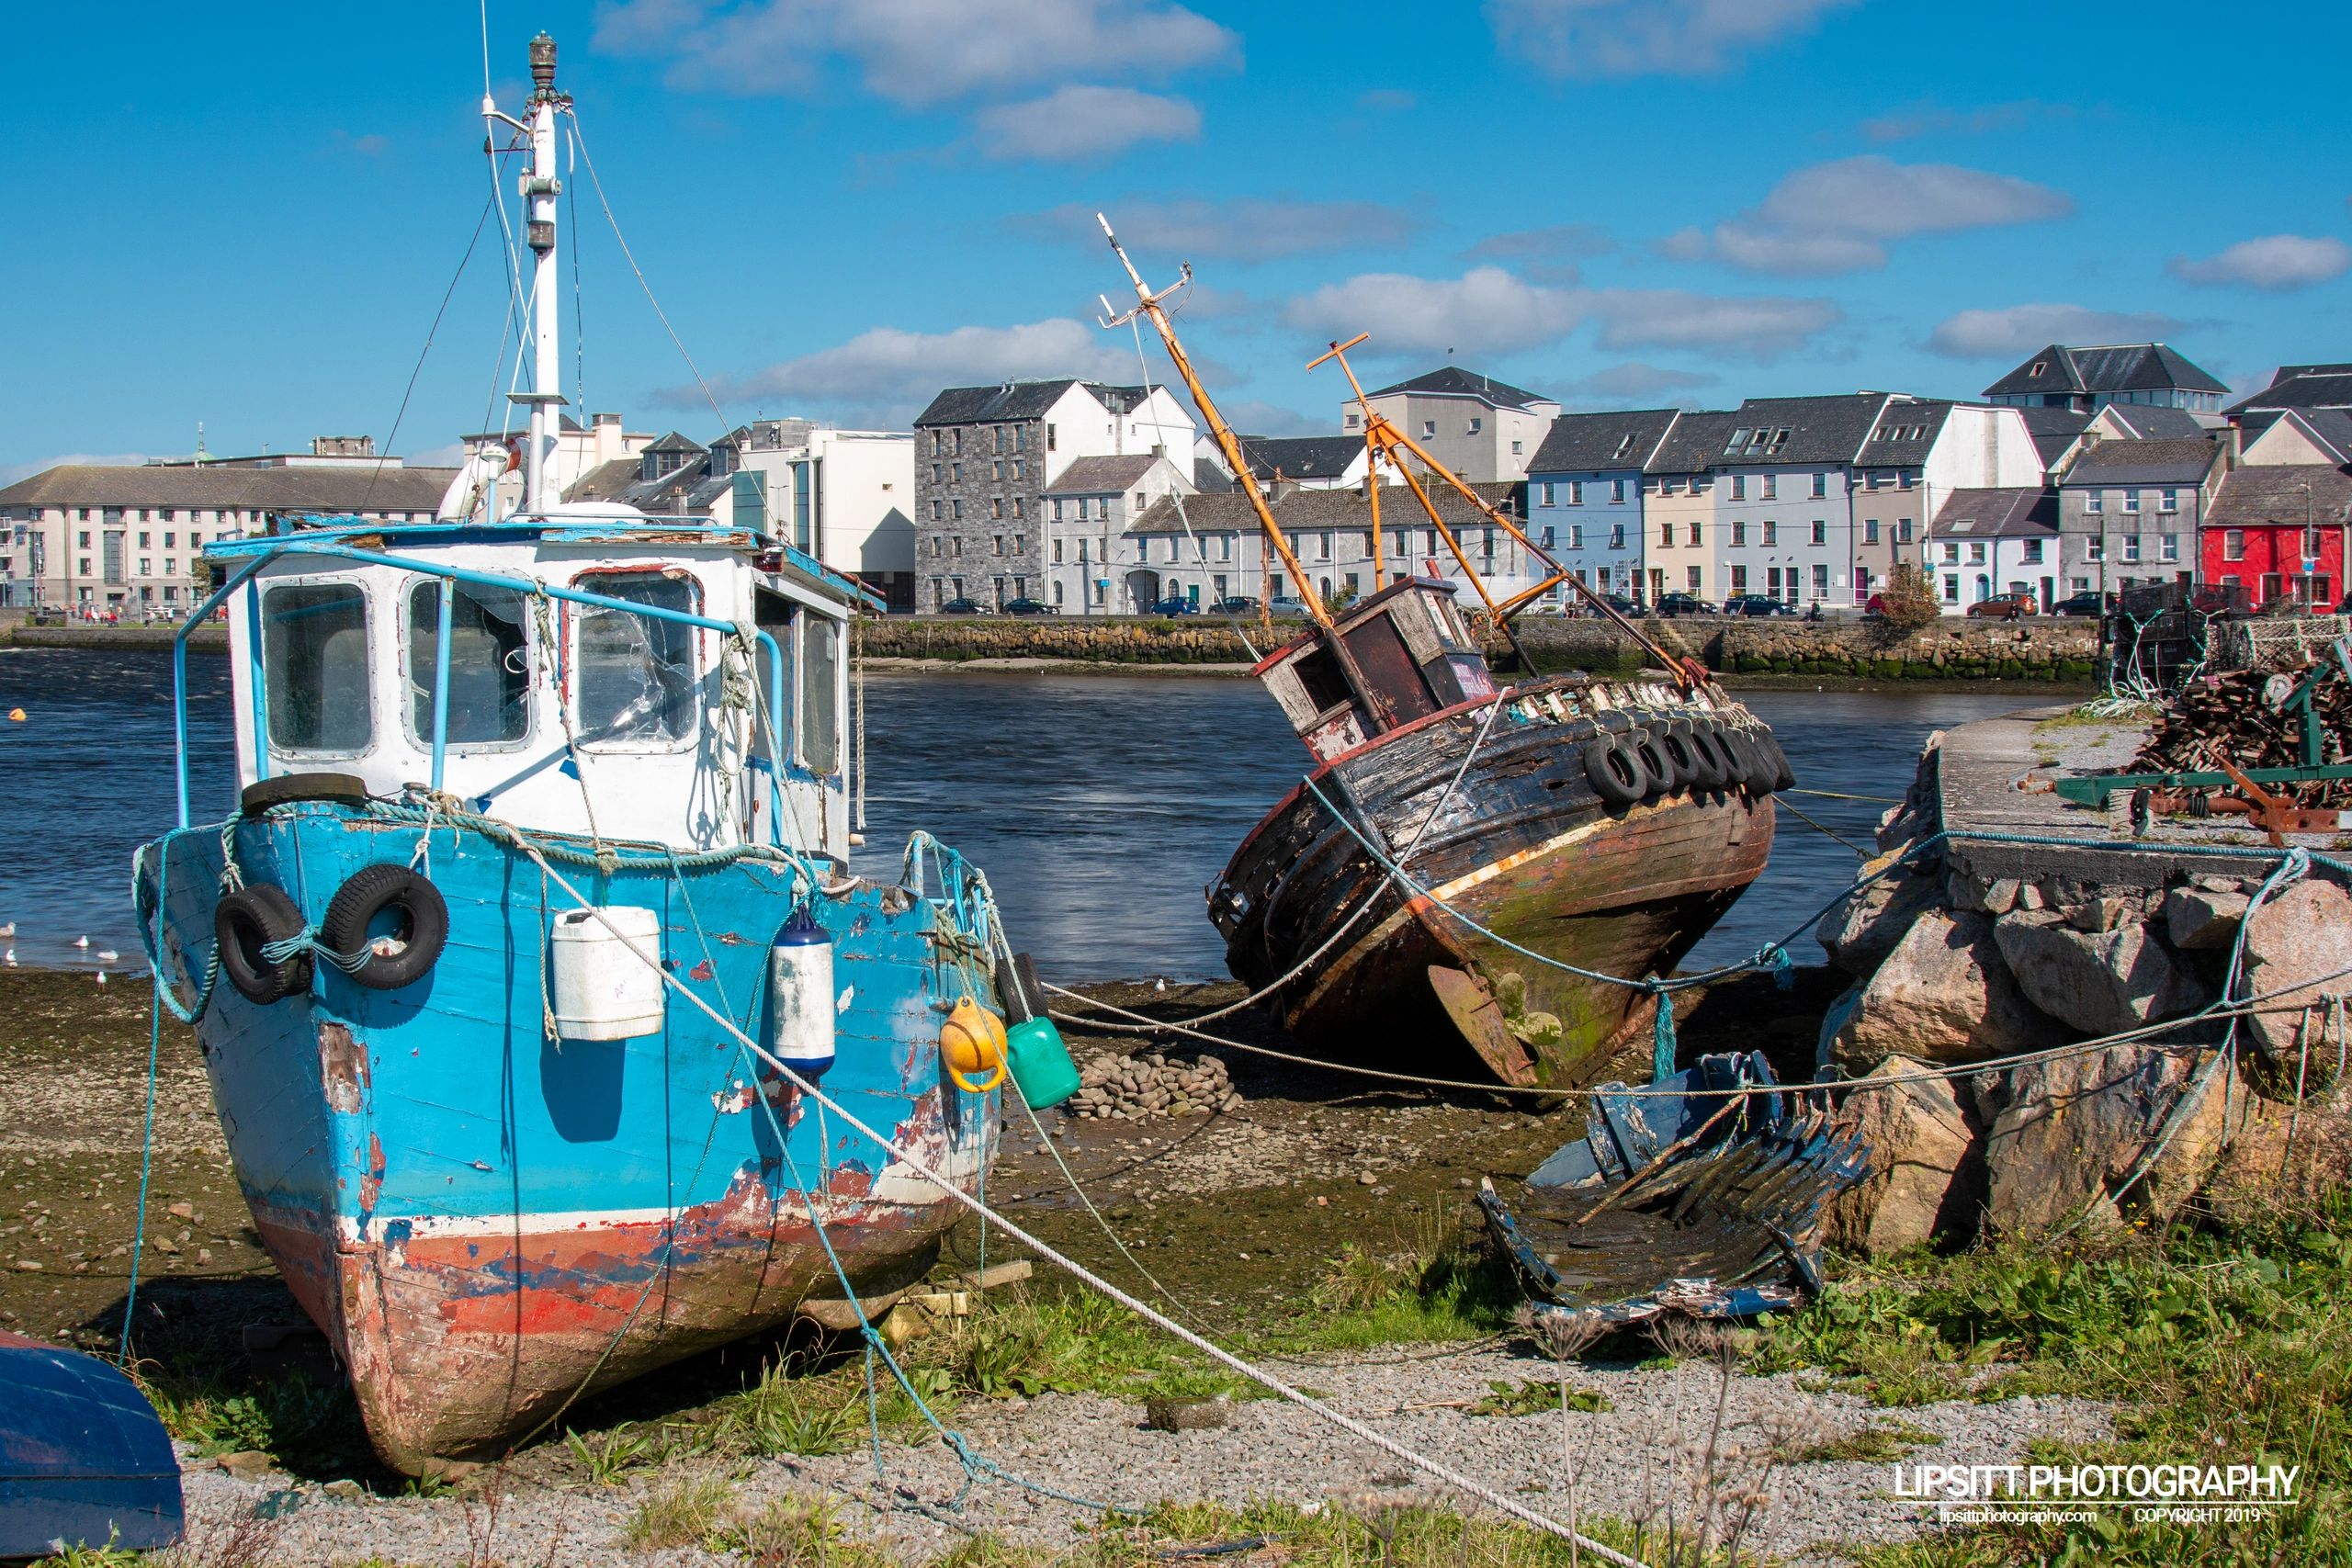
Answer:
[{"left": 132, "top": 35, "right": 1011, "bottom": 1475}]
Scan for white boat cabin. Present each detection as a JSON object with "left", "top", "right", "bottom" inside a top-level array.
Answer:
[
  {"left": 1256, "top": 577, "right": 1497, "bottom": 761},
  {"left": 210, "top": 513, "right": 864, "bottom": 863}
]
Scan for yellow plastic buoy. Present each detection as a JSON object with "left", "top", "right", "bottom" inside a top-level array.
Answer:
[
  {"left": 939, "top": 995, "right": 1008, "bottom": 1093},
  {"left": 6, "top": 708, "right": 23, "bottom": 722}
]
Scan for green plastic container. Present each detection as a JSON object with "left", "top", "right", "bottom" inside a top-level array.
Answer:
[{"left": 1005, "top": 1016, "right": 1082, "bottom": 1109}]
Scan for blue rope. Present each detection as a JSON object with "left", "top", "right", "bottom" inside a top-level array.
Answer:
[{"left": 120, "top": 849, "right": 172, "bottom": 1359}]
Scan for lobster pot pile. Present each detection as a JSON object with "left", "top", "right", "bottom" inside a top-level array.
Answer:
[{"left": 2128, "top": 667, "right": 2352, "bottom": 802}]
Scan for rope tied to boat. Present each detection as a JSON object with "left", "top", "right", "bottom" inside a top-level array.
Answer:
[{"left": 257, "top": 924, "right": 377, "bottom": 976}]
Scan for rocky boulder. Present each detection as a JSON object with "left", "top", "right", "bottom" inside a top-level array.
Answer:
[
  {"left": 1829, "top": 908, "right": 2067, "bottom": 1069},
  {"left": 1818, "top": 863, "right": 1943, "bottom": 976},
  {"left": 2239, "top": 879, "right": 2352, "bottom": 1060},
  {"left": 1981, "top": 1043, "right": 2246, "bottom": 1236},
  {"left": 1994, "top": 912, "right": 2212, "bottom": 1037},
  {"left": 1825, "top": 1055, "right": 1982, "bottom": 1256},
  {"left": 2162, "top": 884, "right": 2251, "bottom": 952}
]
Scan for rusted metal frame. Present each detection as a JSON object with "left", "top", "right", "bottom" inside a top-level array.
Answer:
[{"left": 1098, "top": 220, "right": 1394, "bottom": 730}]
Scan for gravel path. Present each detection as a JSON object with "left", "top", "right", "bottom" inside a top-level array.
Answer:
[{"left": 175, "top": 1341, "right": 2108, "bottom": 1565}]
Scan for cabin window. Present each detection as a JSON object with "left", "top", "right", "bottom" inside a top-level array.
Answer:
[
  {"left": 799, "top": 615, "right": 842, "bottom": 775},
  {"left": 262, "top": 581, "right": 372, "bottom": 753},
  {"left": 406, "top": 581, "right": 529, "bottom": 747},
  {"left": 576, "top": 570, "right": 699, "bottom": 747}
]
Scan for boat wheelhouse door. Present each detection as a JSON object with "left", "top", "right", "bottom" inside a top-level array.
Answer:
[{"left": 749, "top": 586, "right": 851, "bottom": 863}]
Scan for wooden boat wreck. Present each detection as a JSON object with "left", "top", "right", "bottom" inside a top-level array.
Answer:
[
  {"left": 1099, "top": 224, "right": 1792, "bottom": 1089},
  {"left": 132, "top": 37, "right": 1014, "bottom": 1474}
]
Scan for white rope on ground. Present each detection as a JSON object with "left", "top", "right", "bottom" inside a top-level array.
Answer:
[
  {"left": 491, "top": 827, "right": 1651, "bottom": 1568},
  {"left": 1043, "top": 960, "right": 2352, "bottom": 1104}
]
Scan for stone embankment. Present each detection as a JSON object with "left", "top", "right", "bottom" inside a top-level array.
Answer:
[
  {"left": 857, "top": 612, "right": 2098, "bottom": 682},
  {"left": 1815, "top": 720, "right": 2346, "bottom": 1254}
]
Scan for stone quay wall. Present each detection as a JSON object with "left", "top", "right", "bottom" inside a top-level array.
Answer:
[{"left": 857, "top": 612, "right": 2101, "bottom": 682}]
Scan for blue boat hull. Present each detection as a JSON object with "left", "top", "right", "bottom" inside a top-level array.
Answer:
[
  {"left": 141, "top": 804, "right": 999, "bottom": 1472},
  {"left": 0, "top": 1330, "right": 184, "bottom": 1556}
]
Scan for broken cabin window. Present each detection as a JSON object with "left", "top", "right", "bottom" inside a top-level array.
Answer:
[
  {"left": 799, "top": 615, "right": 842, "bottom": 775},
  {"left": 406, "top": 581, "right": 529, "bottom": 747},
  {"left": 262, "top": 581, "right": 372, "bottom": 753},
  {"left": 576, "top": 570, "right": 700, "bottom": 747}
]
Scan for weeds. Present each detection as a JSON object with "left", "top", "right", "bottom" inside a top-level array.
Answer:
[
  {"left": 1774, "top": 1421, "right": 1941, "bottom": 1465},
  {"left": 721, "top": 1493, "right": 896, "bottom": 1568},
  {"left": 624, "top": 1474, "right": 737, "bottom": 1551},
  {"left": 564, "top": 1422, "right": 658, "bottom": 1486},
  {"left": 1469, "top": 1377, "right": 1612, "bottom": 1416}
]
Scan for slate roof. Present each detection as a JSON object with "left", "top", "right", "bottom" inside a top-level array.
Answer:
[
  {"left": 1645, "top": 410, "right": 1739, "bottom": 475},
  {"left": 2293, "top": 410, "right": 2352, "bottom": 464},
  {"left": 0, "top": 463, "right": 458, "bottom": 513},
  {"left": 564, "top": 457, "right": 643, "bottom": 503},
  {"left": 1525, "top": 409, "right": 1679, "bottom": 474},
  {"left": 1233, "top": 434, "right": 1364, "bottom": 482},
  {"left": 2206, "top": 464, "right": 2352, "bottom": 527},
  {"left": 1984, "top": 343, "right": 2227, "bottom": 400},
  {"left": 1711, "top": 393, "right": 1893, "bottom": 468},
  {"left": 641, "top": 430, "right": 707, "bottom": 454},
  {"left": 1854, "top": 400, "right": 1954, "bottom": 468},
  {"left": 1365, "top": 367, "right": 1553, "bottom": 411},
  {"left": 912, "top": 380, "right": 1151, "bottom": 426},
  {"left": 2058, "top": 436, "right": 2220, "bottom": 487},
  {"left": 1930, "top": 487, "right": 2059, "bottom": 539},
  {"left": 2100, "top": 404, "right": 2208, "bottom": 440},
  {"left": 1127, "top": 479, "right": 1520, "bottom": 536},
  {"left": 2227, "top": 372, "right": 2352, "bottom": 416},
  {"left": 2020, "top": 406, "right": 2093, "bottom": 467},
  {"left": 1043, "top": 455, "right": 1163, "bottom": 494},
  {"left": 2272, "top": 364, "right": 2352, "bottom": 384}
]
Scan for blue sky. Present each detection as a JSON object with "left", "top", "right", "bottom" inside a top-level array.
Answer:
[{"left": 8, "top": 0, "right": 2352, "bottom": 477}]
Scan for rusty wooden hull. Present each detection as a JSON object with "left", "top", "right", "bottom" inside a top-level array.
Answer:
[
  {"left": 1209, "top": 676, "right": 1778, "bottom": 1087},
  {"left": 141, "top": 803, "right": 997, "bottom": 1473}
]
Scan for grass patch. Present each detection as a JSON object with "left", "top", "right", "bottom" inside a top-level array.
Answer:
[
  {"left": 1469, "top": 1378, "right": 1612, "bottom": 1417},
  {"left": 1776, "top": 1421, "right": 1941, "bottom": 1465},
  {"left": 624, "top": 1474, "right": 737, "bottom": 1551},
  {"left": 138, "top": 1366, "right": 366, "bottom": 1475},
  {"left": 718, "top": 1493, "right": 896, "bottom": 1568},
  {"left": 1758, "top": 1190, "right": 2352, "bottom": 1565},
  {"left": 1110, "top": 1497, "right": 1738, "bottom": 1568}
]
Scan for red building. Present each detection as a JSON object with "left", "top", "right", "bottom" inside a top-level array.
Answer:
[{"left": 2201, "top": 464, "right": 2352, "bottom": 609}]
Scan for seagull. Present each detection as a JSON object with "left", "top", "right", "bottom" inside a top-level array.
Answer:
[
  {"left": 4, "top": 950, "right": 15, "bottom": 966},
  {"left": 95, "top": 971, "right": 107, "bottom": 985},
  {"left": 72, "top": 935, "right": 89, "bottom": 948},
  {"left": 0, "top": 922, "right": 15, "bottom": 938},
  {"left": 1154, "top": 977, "right": 1167, "bottom": 992},
  {"left": 96, "top": 949, "right": 119, "bottom": 963}
]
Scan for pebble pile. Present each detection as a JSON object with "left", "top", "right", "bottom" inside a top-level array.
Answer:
[{"left": 1065, "top": 1052, "right": 1241, "bottom": 1121}]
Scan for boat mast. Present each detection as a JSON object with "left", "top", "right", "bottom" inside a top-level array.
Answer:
[{"left": 487, "top": 33, "right": 571, "bottom": 514}]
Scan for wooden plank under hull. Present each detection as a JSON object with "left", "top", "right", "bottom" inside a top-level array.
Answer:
[{"left": 1214, "top": 682, "right": 1777, "bottom": 1087}]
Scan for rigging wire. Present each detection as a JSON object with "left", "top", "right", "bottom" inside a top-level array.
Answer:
[
  {"left": 359, "top": 192, "right": 497, "bottom": 516},
  {"left": 1123, "top": 310, "right": 1257, "bottom": 657},
  {"left": 567, "top": 123, "right": 586, "bottom": 416},
  {"left": 565, "top": 106, "right": 735, "bottom": 446}
]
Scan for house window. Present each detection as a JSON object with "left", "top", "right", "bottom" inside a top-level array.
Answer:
[
  {"left": 1345, "top": 412, "right": 1360, "bottom": 430},
  {"left": 1611, "top": 479, "right": 1627, "bottom": 503},
  {"left": 1510, "top": 440, "right": 1522, "bottom": 456},
  {"left": 1810, "top": 520, "right": 1826, "bottom": 546},
  {"left": 1316, "top": 533, "right": 1331, "bottom": 560},
  {"left": 1012, "top": 498, "right": 1025, "bottom": 519},
  {"left": 1422, "top": 420, "right": 1436, "bottom": 438},
  {"left": 1467, "top": 417, "right": 1482, "bottom": 434},
  {"left": 951, "top": 500, "right": 964, "bottom": 521},
  {"left": 1687, "top": 566, "right": 1702, "bottom": 592},
  {"left": 1052, "top": 537, "right": 1064, "bottom": 564},
  {"left": 1942, "top": 574, "right": 1960, "bottom": 604},
  {"left": 1761, "top": 475, "right": 1778, "bottom": 501},
  {"left": 1811, "top": 472, "right": 1827, "bottom": 499},
  {"left": 1568, "top": 525, "right": 1584, "bottom": 548},
  {"left": 2223, "top": 530, "right": 2245, "bottom": 561},
  {"left": 1609, "top": 524, "right": 1625, "bottom": 549},
  {"left": 2161, "top": 535, "right": 2178, "bottom": 563},
  {"left": 2022, "top": 540, "right": 2043, "bottom": 564},
  {"left": 1046, "top": 423, "right": 1057, "bottom": 451},
  {"left": 1968, "top": 542, "right": 1987, "bottom": 565},
  {"left": 2086, "top": 492, "right": 2103, "bottom": 513},
  {"left": 2086, "top": 537, "right": 2104, "bottom": 562},
  {"left": 1567, "top": 481, "right": 1584, "bottom": 505},
  {"left": 2160, "top": 488, "right": 2178, "bottom": 513},
  {"left": 1730, "top": 566, "right": 1747, "bottom": 592},
  {"left": 1731, "top": 521, "right": 1747, "bottom": 547},
  {"left": 1731, "top": 475, "right": 1747, "bottom": 501},
  {"left": 2306, "top": 526, "right": 2327, "bottom": 558},
  {"left": 1761, "top": 521, "right": 1778, "bottom": 546},
  {"left": 1898, "top": 471, "right": 1915, "bottom": 491},
  {"left": 1540, "top": 482, "right": 1555, "bottom": 507},
  {"left": 2124, "top": 491, "right": 2141, "bottom": 514},
  {"left": 1684, "top": 522, "right": 1701, "bottom": 547},
  {"left": 1812, "top": 564, "right": 1829, "bottom": 599},
  {"left": 1863, "top": 518, "right": 1881, "bottom": 545},
  {"left": 1659, "top": 522, "right": 1674, "bottom": 547},
  {"left": 1896, "top": 519, "right": 1914, "bottom": 544}
]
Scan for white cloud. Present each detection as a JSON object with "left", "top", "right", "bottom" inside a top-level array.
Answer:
[
  {"left": 1019, "top": 197, "right": 1420, "bottom": 262},
  {"left": 1488, "top": 0, "right": 1859, "bottom": 78},
  {"left": 700, "top": 318, "right": 1136, "bottom": 426},
  {"left": 1588, "top": 288, "right": 1839, "bottom": 358},
  {"left": 2168, "top": 235, "right": 2352, "bottom": 292},
  {"left": 0, "top": 452, "right": 152, "bottom": 485},
  {"left": 1282, "top": 267, "right": 1584, "bottom": 358},
  {"left": 1927, "top": 303, "right": 2188, "bottom": 360},
  {"left": 1671, "top": 156, "right": 2072, "bottom": 276},
  {"left": 1569, "top": 362, "right": 1716, "bottom": 403},
  {"left": 975, "top": 85, "right": 1200, "bottom": 161},
  {"left": 1465, "top": 224, "right": 1615, "bottom": 262},
  {"left": 1860, "top": 99, "right": 2064, "bottom": 144},
  {"left": 593, "top": 0, "right": 1235, "bottom": 107}
]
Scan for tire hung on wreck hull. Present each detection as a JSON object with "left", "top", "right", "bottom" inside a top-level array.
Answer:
[
  {"left": 142, "top": 803, "right": 1001, "bottom": 1473},
  {"left": 1209, "top": 674, "right": 1781, "bottom": 1089}
]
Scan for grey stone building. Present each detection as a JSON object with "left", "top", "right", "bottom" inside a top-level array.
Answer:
[
  {"left": 910, "top": 379, "right": 1194, "bottom": 611},
  {"left": 2053, "top": 435, "right": 2222, "bottom": 600}
]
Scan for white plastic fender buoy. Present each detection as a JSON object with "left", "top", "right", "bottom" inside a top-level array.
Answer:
[{"left": 768, "top": 905, "right": 836, "bottom": 1080}]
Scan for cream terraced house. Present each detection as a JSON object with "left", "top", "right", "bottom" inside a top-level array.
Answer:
[
  {"left": 0, "top": 440, "right": 457, "bottom": 610},
  {"left": 1348, "top": 367, "right": 1560, "bottom": 483}
]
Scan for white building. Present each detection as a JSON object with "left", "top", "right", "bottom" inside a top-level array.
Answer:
[
  {"left": 1349, "top": 367, "right": 1561, "bottom": 482},
  {"left": 1042, "top": 454, "right": 1195, "bottom": 613},
  {"left": 730, "top": 422, "right": 918, "bottom": 610}
]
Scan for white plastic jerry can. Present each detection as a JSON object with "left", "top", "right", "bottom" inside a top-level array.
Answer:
[
  {"left": 548, "top": 906, "right": 665, "bottom": 1041},
  {"left": 768, "top": 904, "right": 836, "bottom": 1079}
]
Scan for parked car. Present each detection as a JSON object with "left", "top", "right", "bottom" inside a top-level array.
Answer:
[
  {"left": 1723, "top": 593, "right": 1796, "bottom": 617},
  {"left": 937, "top": 597, "right": 984, "bottom": 615},
  {"left": 1267, "top": 597, "right": 1310, "bottom": 617},
  {"left": 1147, "top": 595, "right": 1200, "bottom": 616},
  {"left": 1965, "top": 590, "right": 2037, "bottom": 621},
  {"left": 1583, "top": 592, "right": 1645, "bottom": 617},
  {"left": 1654, "top": 592, "right": 1716, "bottom": 618},
  {"left": 1003, "top": 596, "right": 1056, "bottom": 616},
  {"left": 2052, "top": 591, "right": 2104, "bottom": 618},
  {"left": 1210, "top": 595, "right": 1261, "bottom": 615}
]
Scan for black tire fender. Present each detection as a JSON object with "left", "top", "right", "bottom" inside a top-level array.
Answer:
[
  {"left": 1626, "top": 730, "right": 1674, "bottom": 796},
  {"left": 1582, "top": 737, "right": 1645, "bottom": 808},
  {"left": 1650, "top": 722, "right": 1699, "bottom": 792},
  {"left": 241, "top": 772, "right": 369, "bottom": 818},
  {"left": 319, "top": 864, "right": 450, "bottom": 992},
  {"left": 215, "top": 884, "right": 312, "bottom": 1005},
  {"left": 1764, "top": 733, "right": 1796, "bottom": 792},
  {"left": 1682, "top": 721, "right": 1731, "bottom": 791}
]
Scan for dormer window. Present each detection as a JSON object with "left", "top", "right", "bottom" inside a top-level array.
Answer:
[
  {"left": 1724, "top": 429, "right": 1751, "bottom": 456},
  {"left": 1611, "top": 433, "right": 1634, "bottom": 459}
]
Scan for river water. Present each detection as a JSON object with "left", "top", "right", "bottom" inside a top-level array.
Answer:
[{"left": 0, "top": 647, "right": 2027, "bottom": 981}]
